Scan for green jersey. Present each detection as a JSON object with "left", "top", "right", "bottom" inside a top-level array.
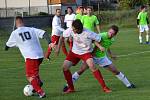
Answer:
[
  {"left": 81, "top": 15, "right": 100, "bottom": 31},
  {"left": 137, "top": 11, "right": 148, "bottom": 25},
  {"left": 75, "top": 14, "right": 83, "bottom": 21},
  {"left": 95, "top": 32, "right": 114, "bottom": 58}
]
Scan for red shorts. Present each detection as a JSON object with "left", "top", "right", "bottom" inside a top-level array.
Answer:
[
  {"left": 25, "top": 58, "right": 43, "bottom": 77},
  {"left": 51, "top": 35, "right": 60, "bottom": 45},
  {"left": 66, "top": 51, "right": 93, "bottom": 65}
]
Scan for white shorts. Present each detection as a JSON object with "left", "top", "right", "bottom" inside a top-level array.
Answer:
[
  {"left": 93, "top": 56, "right": 112, "bottom": 67},
  {"left": 139, "top": 25, "right": 149, "bottom": 33}
]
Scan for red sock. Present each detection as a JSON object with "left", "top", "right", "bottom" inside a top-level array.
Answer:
[
  {"left": 62, "top": 43, "right": 68, "bottom": 56},
  {"left": 37, "top": 76, "right": 43, "bottom": 87},
  {"left": 69, "top": 41, "right": 73, "bottom": 50},
  {"left": 63, "top": 70, "right": 74, "bottom": 90},
  {"left": 31, "top": 78, "right": 43, "bottom": 93},
  {"left": 45, "top": 47, "right": 52, "bottom": 58},
  {"left": 93, "top": 69, "right": 106, "bottom": 88}
]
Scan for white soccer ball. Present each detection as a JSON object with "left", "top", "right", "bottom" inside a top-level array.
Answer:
[{"left": 23, "top": 85, "right": 34, "bottom": 96}]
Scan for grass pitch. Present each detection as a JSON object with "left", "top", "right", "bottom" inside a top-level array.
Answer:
[{"left": 0, "top": 27, "right": 150, "bottom": 100}]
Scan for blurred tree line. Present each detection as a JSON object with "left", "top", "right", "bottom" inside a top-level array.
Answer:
[{"left": 117, "top": 0, "right": 150, "bottom": 9}]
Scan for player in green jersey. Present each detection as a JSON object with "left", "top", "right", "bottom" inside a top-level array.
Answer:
[
  {"left": 75, "top": 6, "right": 84, "bottom": 20},
  {"left": 63, "top": 25, "right": 135, "bottom": 92},
  {"left": 81, "top": 6, "right": 101, "bottom": 33},
  {"left": 137, "top": 5, "right": 149, "bottom": 44}
]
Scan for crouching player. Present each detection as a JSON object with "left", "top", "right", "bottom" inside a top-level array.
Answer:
[
  {"left": 5, "top": 16, "right": 55, "bottom": 98},
  {"left": 64, "top": 25, "right": 136, "bottom": 90},
  {"left": 61, "top": 19, "right": 111, "bottom": 94}
]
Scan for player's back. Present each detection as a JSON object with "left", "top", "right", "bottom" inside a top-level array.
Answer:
[{"left": 9, "top": 27, "right": 45, "bottom": 59}]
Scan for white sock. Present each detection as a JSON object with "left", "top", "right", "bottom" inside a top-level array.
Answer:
[
  {"left": 146, "top": 35, "right": 149, "bottom": 42},
  {"left": 139, "top": 36, "right": 142, "bottom": 43},
  {"left": 72, "top": 72, "right": 80, "bottom": 83},
  {"left": 116, "top": 72, "right": 131, "bottom": 87}
]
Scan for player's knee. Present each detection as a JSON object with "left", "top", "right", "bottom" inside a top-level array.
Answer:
[
  {"left": 62, "top": 61, "right": 71, "bottom": 71},
  {"left": 27, "top": 77, "right": 34, "bottom": 83}
]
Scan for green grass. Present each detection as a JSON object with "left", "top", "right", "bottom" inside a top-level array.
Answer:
[{"left": 1, "top": 27, "right": 150, "bottom": 100}]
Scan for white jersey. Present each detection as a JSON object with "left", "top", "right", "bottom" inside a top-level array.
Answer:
[
  {"left": 63, "top": 28, "right": 101, "bottom": 55},
  {"left": 64, "top": 13, "right": 76, "bottom": 28},
  {"left": 6, "top": 27, "right": 45, "bottom": 59},
  {"left": 52, "top": 15, "right": 65, "bottom": 36}
]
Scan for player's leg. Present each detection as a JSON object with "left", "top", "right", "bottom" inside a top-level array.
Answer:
[
  {"left": 139, "top": 26, "right": 144, "bottom": 44},
  {"left": 82, "top": 54, "right": 111, "bottom": 93},
  {"left": 36, "top": 58, "right": 44, "bottom": 87},
  {"left": 63, "top": 62, "right": 88, "bottom": 92},
  {"left": 72, "top": 62, "right": 88, "bottom": 83},
  {"left": 145, "top": 25, "right": 149, "bottom": 44},
  {"left": 45, "top": 35, "right": 60, "bottom": 59},
  {"left": 105, "top": 64, "right": 135, "bottom": 88},
  {"left": 62, "top": 51, "right": 80, "bottom": 93},
  {"left": 25, "top": 58, "right": 46, "bottom": 98},
  {"left": 61, "top": 37, "right": 68, "bottom": 56}
]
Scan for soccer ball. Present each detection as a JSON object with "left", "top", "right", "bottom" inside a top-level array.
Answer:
[{"left": 23, "top": 85, "right": 34, "bottom": 96}]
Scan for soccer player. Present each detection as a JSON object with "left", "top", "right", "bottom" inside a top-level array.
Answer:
[
  {"left": 137, "top": 5, "right": 149, "bottom": 44},
  {"left": 64, "top": 7, "right": 76, "bottom": 28},
  {"left": 5, "top": 16, "right": 55, "bottom": 98},
  {"left": 65, "top": 25, "right": 136, "bottom": 90},
  {"left": 62, "top": 19, "right": 111, "bottom": 94},
  {"left": 75, "top": 6, "right": 84, "bottom": 20},
  {"left": 82, "top": 6, "right": 101, "bottom": 33},
  {"left": 63, "top": 7, "right": 76, "bottom": 54},
  {"left": 45, "top": 9, "right": 66, "bottom": 59}
]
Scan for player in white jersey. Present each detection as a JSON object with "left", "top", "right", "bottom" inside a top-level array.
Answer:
[
  {"left": 45, "top": 9, "right": 68, "bottom": 59},
  {"left": 5, "top": 16, "right": 55, "bottom": 98},
  {"left": 61, "top": 19, "right": 111, "bottom": 94},
  {"left": 64, "top": 7, "right": 76, "bottom": 28},
  {"left": 61, "top": 7, "right": 76, "bottom": 55}
]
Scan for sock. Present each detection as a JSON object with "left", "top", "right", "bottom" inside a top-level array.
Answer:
[
  {"left": 62, "top": 43, "right": 68, "bottom": 56},
  {"left": 69, "top": 41, "right": 73, "bottom": 50},
  {"left": 72, "top": 72, "right": 80, "bottom": 83},
  {"left": 139, "top": 36, "right": 142, "bottom": 43},
  {"left": 63, "top": 70, "right": 74, "bottom": 90},
  {"left": 45, "top": 47, "right": 52, "bottom": 58},
  {"left": 37, "top": 76, "right": 43, "bottom": 87},
  {"left": 93, "top": 69, "right": 106, "bottom": 88},
  {"left": 31, "top": 78, "right": 43, "bottom": 94},
  {"left": 146, "top": 35, "right": 149, "bottom": 42},
  {"left": 116, "top": 72, "right": 131, "bottom": 87}
]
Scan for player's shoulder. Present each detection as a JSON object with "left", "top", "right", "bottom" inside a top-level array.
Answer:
[
  {"left": 71, "top": 13, "right": 76, "bottom": 16},
  {"left": 83, "top": 28, "right": 97, "bottom": 34},
  {"left": 100, "top": 32, "right": 108, "bottom": 37}
]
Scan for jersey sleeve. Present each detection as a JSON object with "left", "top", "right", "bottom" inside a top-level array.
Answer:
[
  {"left": 137, "top": 12, "right": 141, "bottom": 19},
  {"left": 87, "top": 30, "right": 101, "bottom": 42},
  {"left": 81, "top": 15, "right": 85, "bottom": 24},
  {"left": 63, "top": 28, "right": 72, "bottom": 38},
  {"left": 6, "top": 32, "right": 16, "bottom": 47},
  {"left": 53, "top": 17, "right": 65, "bottom": 32},
  {"left": 64, "top": 15, "right": 67, "bottom": 23},
  {"left": 95, "top": 16, "right": 100, "bottom": 25},
  {"left": 32, "top": 28, "right": 45, "bottom": 38}
]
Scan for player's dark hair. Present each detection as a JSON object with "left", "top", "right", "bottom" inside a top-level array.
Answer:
[
  {"left": 87, "top": 6, "right": 93, "bottom": 10},
  {"left": 16, "top": 16, "right": 23, "bottom": 22},
  {"left": 141, "top": 5, "right": 146, "bottom": 10},
  {"left": 72, "top": 19, "right": 83, "bottom": 34},
  {"left": 79, "top": 6, "right": 84, "bottom": 10},
  {"left": 110, "top": 25, "right": 119, "bottom": 34},
  {"left": 56, "top": 9, "right": 61, "bottom": 12},
  {"left": 67, "top": 6, "right": 73, "bottom": 13}
]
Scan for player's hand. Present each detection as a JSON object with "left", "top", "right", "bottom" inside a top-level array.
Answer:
[
  {"left": 137, "top": 25, "right": 140, "bottom": 28},
  {"left": 99, "top": 46, "right": 105, "bottom": 52},
  {"left": 49, "top": 42, "right": 56, "bottom": 49}
]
